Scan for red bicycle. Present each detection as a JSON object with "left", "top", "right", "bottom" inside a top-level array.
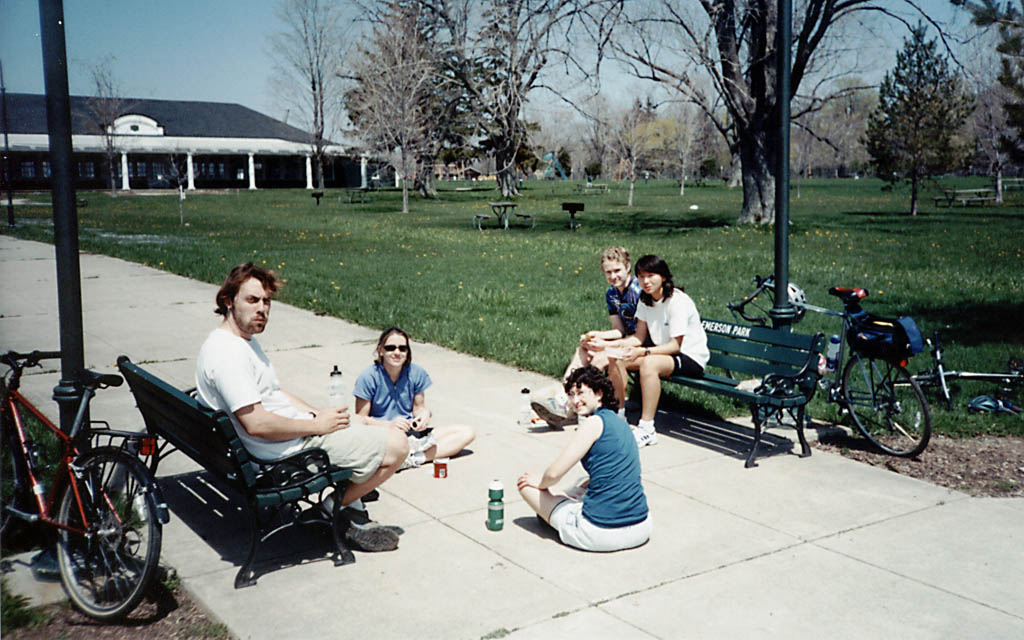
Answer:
[{"left": 1, "top": 350, "right": 167, "bottom": 620}]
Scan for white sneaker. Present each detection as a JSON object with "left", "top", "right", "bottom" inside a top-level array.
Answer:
[
  {"left": 399, "top": 450, "right": 426, "bottom": 471},
  {"left": 632, "top": 424, "right": 658, "bottom": 447}
]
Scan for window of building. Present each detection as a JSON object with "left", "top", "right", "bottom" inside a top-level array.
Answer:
[
  {"left": 21, "top": 161, "right": 35, "bottom": 178},
  {"left": 218, "top": 162, "right": 225, "bottom": 177},
  {"left": 42, "top": 161, "right": 51, "bottom": 178},
  {"left": 78, "top": 161, "right": 95, "bottom": 178},
  {"left": 136, "top": 161, "right": 147, "bottom": 177}
]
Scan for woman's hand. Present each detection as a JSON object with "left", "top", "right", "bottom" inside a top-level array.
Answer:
[
  {"left": 409, "top": 409, "right": 432, "bottom": 431},
  {"left": 389, "top": 416, "right": 415, "bottom": 433},
  {"left": 517, "top": 471, "right": 542, "bottom": 491}
]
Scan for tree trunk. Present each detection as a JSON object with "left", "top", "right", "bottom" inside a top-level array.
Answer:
[
  {"left": 417, "top": 155, "right": 438, "bottom": 197},
  {"left": 735, "top": 128, "right": 775, "bottom": 225},
  {"left": 495, "top": 148, "right": 519, "bottom": 197},
  {"left": 679, "top": 172, "right": 685, "bottom": 196},
  {"left": 727, "top": 149, "right": 742, "bottom": 188},
  {"left": 995, "top": 167, "right": 1003, "bottom": 204},
  {"left": 628, "top": 178, "right": 635, "bottom": 206},
  {"left": 108, "top": 154, "right": 117, "bottom": 198},
  {"left": 910, "top": 172, "right": 919, "bottom": 217}
]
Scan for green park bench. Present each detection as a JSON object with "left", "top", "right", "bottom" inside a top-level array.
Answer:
[
  {"left": 660, "top": 320, "right": 824, "bottom": 468},
  {"left": 117, "top": 356, "right": 356, "bottom": 588}
]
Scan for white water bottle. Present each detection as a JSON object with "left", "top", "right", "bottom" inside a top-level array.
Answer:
[
  {"left": 328, "top": 366, "right": 345, "bottom": 407},
  {"left": 519, "top": 388, "right": 531, "bottom": 425},
  {"left": 825, "top": 335, "right": 841, "bottom": 373}
]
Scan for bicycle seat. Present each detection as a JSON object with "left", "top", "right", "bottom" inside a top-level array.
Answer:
[
  {"left": 78, "top": 368, "right": 124, "bottom": 389},
  {"left": 828, "top": 287, "right": 867, "bottom": 307}
]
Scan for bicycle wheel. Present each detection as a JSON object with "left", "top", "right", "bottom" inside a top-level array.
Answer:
[
  {"left": 55, "top": 447, "right": 162, "bottom": 621},
  {"left": 842, "top": 354, "right": 931, "bottom": 457}
]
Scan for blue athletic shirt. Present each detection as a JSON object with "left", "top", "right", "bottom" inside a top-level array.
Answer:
[
  {"left": 605, "top": 277, "right": 643, "bottom": 336},
  {"left": 581, "top": 408, "right": 649, "bottom": 528},
  {"left": 353, "top": 362, "right": 432, "bottom": 420}
]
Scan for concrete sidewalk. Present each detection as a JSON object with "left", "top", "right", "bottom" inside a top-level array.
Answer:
[{"left": 2, "top": 234, "right": 1023, "bottom": 639}]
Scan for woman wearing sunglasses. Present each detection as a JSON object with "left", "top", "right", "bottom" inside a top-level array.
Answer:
[{"left": 353, "top": 327, "right": 475, "bottom": 470}]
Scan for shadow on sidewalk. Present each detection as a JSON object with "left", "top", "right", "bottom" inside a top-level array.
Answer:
[
  {"left": 159, "top": 471, "right": 343, "bottom": 582},
  {"left": 658, "top": 414, "right": 797, "bottom": 463}
]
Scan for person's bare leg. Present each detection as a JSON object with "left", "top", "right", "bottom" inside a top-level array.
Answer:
[
  {"left": 639, "top": 355, "right": 675, "bottom": 421},
  {"left": 418, "top": 424, "right": 475, "bottom": 462},
  {"left": 607, "top": 357, "right": 628, "bottom": 407},
  {"left": 518, "top": 484, "right": 571, "bottom": 523},
  {"left": 341, "top": 428, "right": 408, "bottom": 506},
  {"left": 563, "top": 344, "right": 593, "bottom": 381}
]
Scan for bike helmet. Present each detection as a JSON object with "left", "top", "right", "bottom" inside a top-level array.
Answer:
[
  {"left": 770, "top": 281, "right": 807, "bottom": 322},
  {"left": 967, "top": 395, "right": 999, "bottom": 414}
]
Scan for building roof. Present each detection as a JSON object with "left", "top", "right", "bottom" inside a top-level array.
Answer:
[{"left": 4, "top": 92, "right": 313, "bottom": 143}]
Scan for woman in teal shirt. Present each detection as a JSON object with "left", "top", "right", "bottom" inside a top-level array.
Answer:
[{"left": 517, "top": 366, "right": 650, "bottom": 551}]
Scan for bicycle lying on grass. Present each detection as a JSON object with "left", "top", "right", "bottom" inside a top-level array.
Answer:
[
  {"left": 911, "top": 332, "right": 1023, "bottom": 413},
  {"left": 1, "top": 350, "right": 168, "bottom": 621},
  {"left": 728, "top": 275, "right": 931, "bottom": 457}
]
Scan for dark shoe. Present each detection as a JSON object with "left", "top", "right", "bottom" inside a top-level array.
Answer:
[
  {"left": 339, "top": 509, "right": 400, "bottom": 552},
  {"left": 363, "top": 488, "right": 380, "bottom": 503},
  {"left": 30, "top": 547, "right": 60, "bottom": 581}
]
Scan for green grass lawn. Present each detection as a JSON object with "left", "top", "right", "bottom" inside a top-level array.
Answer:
[{"left": 4, "top": 177, "right": 1022, "bottom": 437}]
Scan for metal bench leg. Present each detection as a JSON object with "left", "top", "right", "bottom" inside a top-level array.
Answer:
[
  {"left": 235, "top": 502, "right": 262, "bottom": 588},
  {"left": 745, "top": 406, "right": 764, "bottom": 468},
  {"left": 330, "top": 500, "right": 356, "bottom": 566},
  {"left": 794, "top": 406, "right": 811, "bottom": 458}
]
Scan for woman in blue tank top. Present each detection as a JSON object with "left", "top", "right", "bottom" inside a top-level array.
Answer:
[{"left": 517, "top": 366, "right": 651, "bottom": 552}]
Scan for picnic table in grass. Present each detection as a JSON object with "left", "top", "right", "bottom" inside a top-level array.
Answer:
[
  {"left": 1003, "top": 178, "right": 1024, "bottom": 191},
  {"left": 575, "top": 182, "right": 609, "bottom": 195},
  {"left": 933, "top": 188, "right": 997, "bottom": 207},
  {"left": 345, "top": 187, "right": 374, "bottom": 203},
  {"left": 475, "top": 201, "right": 534, "bottom": 230}
]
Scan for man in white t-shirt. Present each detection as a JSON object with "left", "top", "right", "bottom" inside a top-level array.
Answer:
[{"left": 195, "top": 262, "right": 409, "bottom": 552}]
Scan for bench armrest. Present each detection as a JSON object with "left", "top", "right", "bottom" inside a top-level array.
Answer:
[
  {"left": 754, "top": 332, "right": 824, "bottom": 400},
  {"left": 250, "top": 447, "right": 342, "bottom": 491}
]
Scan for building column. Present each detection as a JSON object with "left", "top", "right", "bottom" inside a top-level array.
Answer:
[
  {"left": 248, "top": 153, "right": 257, "bottom": 190},
  {"left": 186, "top": 152, "right": 195, "bottom": 190},
  {"left": 120, "top": 152, "right": 130, "bottom": 191},
  {"left": 305, "top": 155, "right": 314, "bottom": 189},
  {"left": 360, "top": 154, "right": 368, "bottom": 189}
]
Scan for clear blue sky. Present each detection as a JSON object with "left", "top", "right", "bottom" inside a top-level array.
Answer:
[
  {"left": 1, "top": 0, "right": 972, "bottom": 125},
  {"left": 1, "top": 0, "right": 287, "bottom": 118}
]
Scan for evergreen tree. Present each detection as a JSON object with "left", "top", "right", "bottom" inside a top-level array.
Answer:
[{"left": 863, "top": 25, "right": 973, "bottom": 215}]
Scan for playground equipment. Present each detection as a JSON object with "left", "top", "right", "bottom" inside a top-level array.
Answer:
[{"left": 541, "top": 152, "right": 568, "bottom": 180}]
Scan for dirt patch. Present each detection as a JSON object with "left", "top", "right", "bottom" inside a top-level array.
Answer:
[
  {"left": 815, "top": 433, "right": 1024, "bottom": 497},
  {"left": 4, "top": 574, "right": 229, "bottom": 640}
]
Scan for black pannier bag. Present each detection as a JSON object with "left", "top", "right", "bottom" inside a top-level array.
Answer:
[{"left": 847, "top": 310, "right": 924, "bottom": 363}]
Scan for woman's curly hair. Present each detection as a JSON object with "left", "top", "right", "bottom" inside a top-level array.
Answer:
[{"left": 563, "top": 365, "right": 619, "bottom": 412}]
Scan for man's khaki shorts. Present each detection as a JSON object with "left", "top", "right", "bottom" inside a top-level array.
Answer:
[{"left": 307, "top": 423, "right": 388, "bottom": 484}]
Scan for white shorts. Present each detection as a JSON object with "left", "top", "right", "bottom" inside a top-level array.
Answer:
[{"left": 548, "top": 499, "right": 651, "bottom": 552}]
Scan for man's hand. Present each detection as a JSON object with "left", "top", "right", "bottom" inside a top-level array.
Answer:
[{"left": 312, "top": 407, "right": 350, "bottom": 434}]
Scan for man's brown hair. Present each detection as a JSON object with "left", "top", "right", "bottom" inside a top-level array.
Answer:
[
  {"left": 600, "top": 246, "right": 631, "bottom": 270},
  {"left": 214, "top": 262, "right": 282, "bottom": 317}
]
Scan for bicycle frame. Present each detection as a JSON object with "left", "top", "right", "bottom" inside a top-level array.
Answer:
[
  {"left": 2, "top": 356, "right": 163, "bottom": 533},
  {"left": 913, "top": 334, "right": 1023, "bottom": 409}
]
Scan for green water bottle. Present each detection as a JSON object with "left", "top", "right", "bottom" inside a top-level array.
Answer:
[{"left": 486, "top": 479, "right": 504, "bottom": 531}]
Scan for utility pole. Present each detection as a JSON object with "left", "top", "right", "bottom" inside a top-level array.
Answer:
[{"left": 1, "top": 60, "right": 14, "bottom": 227}]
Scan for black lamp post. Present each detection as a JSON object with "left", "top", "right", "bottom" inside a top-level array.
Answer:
[
  {"left": 39, "top": 0, "right": 86, "bottom": 433},
  {"left": 769, "top": 0, "right": 798, "bottom": 329}
]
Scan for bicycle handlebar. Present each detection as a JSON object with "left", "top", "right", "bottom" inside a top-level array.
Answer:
[{"left": 2, "top": 350, "right": 62, "bottom": 370}]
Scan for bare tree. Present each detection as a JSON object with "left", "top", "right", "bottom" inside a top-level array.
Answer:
[
  {"left": 347, "top": 1, "right": 435, "bottom": 213},
  {"left": 608, "top": 97, "right": 656, "bottom": 206},
  {"left": 423, "top": 0, "right": 606, "bottom": 197},
  {"left": 601, "top": 1, "right": 947, "bottom": 225},
  {"left": 963, "top": 29, "right": 1013, "bottom": 201},
  {"left": 81, "top": 57, "right": 132, "bottom": 197},
  {"left": 271, "top": 0, "right": 345, "bottom": 190}
]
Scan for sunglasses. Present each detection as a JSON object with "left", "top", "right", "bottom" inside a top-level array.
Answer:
[{"left": 382, "top": 344, "right": 409, "bottom": 353}]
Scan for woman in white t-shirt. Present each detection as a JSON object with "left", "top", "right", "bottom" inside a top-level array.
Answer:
[{"left": 605, "top": 255, "right": 710, "bottom": 447}]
